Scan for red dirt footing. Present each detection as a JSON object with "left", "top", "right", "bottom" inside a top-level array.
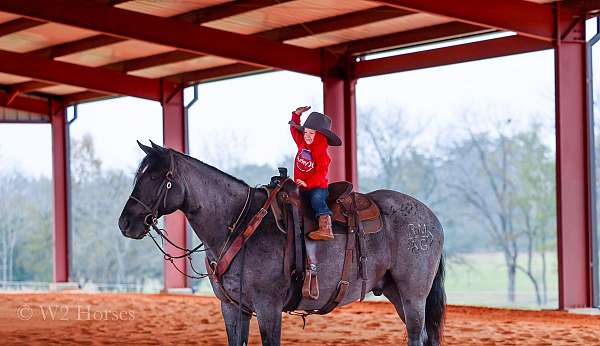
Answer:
[{"left": 0, "top": 293, "right": 599, "bottom": 345}]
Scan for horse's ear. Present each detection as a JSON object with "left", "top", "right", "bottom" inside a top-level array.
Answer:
[
  {"left": 137, "top": 140, "right": 152, "bottom": 155},
  {"left": 149, "top": 139, "right": 164, "bottom": 150}
]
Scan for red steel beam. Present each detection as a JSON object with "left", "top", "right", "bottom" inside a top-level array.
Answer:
[
  {"left": 161, "top": 80, "right": 188, "bottom": 290},
  {"left": 330, "top": 22, "right": 492, "bottom": 56},
  {"left": 555, "top": 19, "right": 592, "bottom": 309},
  {"left": 174, "top": 0, "right": 294, "bottom": 24},
  {"left": 21, "top": 1, "right": 295, "bottom": 94},
  {"left": 21, "top": 5, "right": 413, "bottom": 96},
  {"left": 106, "top": 6, "right": 413, "bottom": 76},
  {"left": 7, "top": 81, "right": 54, "bottom": 97},
  {"left": 0, "top": 49, "right": 164, "bottom": 100},
  {"left": 0, "top": 91, "right": 50, "bottom": 114},
  {"left": 258, "top": 7, "right": 412, "bottom": 42},
  {"left": 0, "top": 0, "right": 321, "bottom": 75},
  {"left": 32, "top": 0, "right": 293, "bottom": 59},
  {"left": 374, "top": 0, "right": 572, "bottom": 41},
  {"left": 51, "top": 105, "right": 69, "bottom": 282},
  {"left": 103, "top": 51, "right": 199, "bottom": 73},
  {"left": 168, "top": 22, "right": 490, "bottom": 86},
  {"left": 62, "top": 91, "right": 115, "bottom": 106},
  {"left": 33, "top": 35, "right": 123, "bottom": 59},
  {"left": 585, "top": 0, "right": 600, "bottom": 14},
  {"left": 62, "top": 22, "right": 491, "bottom": 99},
  {"left": 0, "top": 17, "right": 44, "bottom": 37},
  {"left": 354, "top": 35, "right": 553, "bottom": 78},
  {"left": 167, "top": 63, "right": 271, "bottom": 85}
]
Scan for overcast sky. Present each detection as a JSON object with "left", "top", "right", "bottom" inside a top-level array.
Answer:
[{"left": 0, "top": 18, "right": 598, "bottom": 178}]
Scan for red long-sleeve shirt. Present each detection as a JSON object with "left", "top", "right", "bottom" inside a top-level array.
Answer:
[{"left": 290, "top": 112, "right": 331, "bottom": 190}]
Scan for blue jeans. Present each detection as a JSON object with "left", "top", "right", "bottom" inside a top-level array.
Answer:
[{"left": 302, "top": 188, "right": 332, "bottom": 218}]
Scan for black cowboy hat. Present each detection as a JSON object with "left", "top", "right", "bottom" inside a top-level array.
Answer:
[{"left": 288, "top": 111, "right": 342, "bottom": 146}]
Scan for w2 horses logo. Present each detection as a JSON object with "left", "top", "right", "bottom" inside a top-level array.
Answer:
[{"left": 295, "top": 148, "right": 314, "bottom": 172}]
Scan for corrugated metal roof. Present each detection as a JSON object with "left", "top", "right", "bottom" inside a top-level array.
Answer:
[
  {"left": 0, "top": 0, "right": 567, "bottom": 106},
  {"left": 203, "top": 0, "right": 379, "bottom": 34},
  {"left": 56, "top": 40, "right": 174, "bottom": 67},
  {"left": 288, "top": 13, "right": 451, "bottom": 48},
  {"left": 116, "top": 0, "right": 232, "bottom": 17}
]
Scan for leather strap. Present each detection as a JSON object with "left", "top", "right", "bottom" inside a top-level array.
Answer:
[
  {"left": 354, "top": 194, "right": 369, "bottom": 302},
  {"left": 282, "top": 201, "right": 304, "bottom": 312},
  {"left": 317, "top": 196, "right": 358, "bottom": 314},
  {"left": 211, "top": 177, "right": 288, "bottom": 282},
  {"left": 204, "top": 257, "right": 254, "bottom": 315},
  {"left": 292, "top": 205, "right": 304, "bottom": 284}
]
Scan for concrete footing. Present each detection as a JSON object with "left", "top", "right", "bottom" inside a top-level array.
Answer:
[
  {"left": 49, "top": 282, "right": 80, "bottom": 291},
  {"left": 160, "top": 287, "right": 194, "bottom": 295},
  {"left": 568, "top": 308, "right": 600, "bottom": 315}
]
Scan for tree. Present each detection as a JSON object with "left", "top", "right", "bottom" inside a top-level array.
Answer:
[
  {"left": 512, "top": 124, "right": 555, "bottom": 305},
  {"left": 443, "top": 115, "right": 556, "bottom": 305},
  {"left": 0, "top": 172, "right": 24, "bottom": 282},
  {"left": 357, "top": 107, "right": 473, "bottom": 264},
  {"left": 70, "top": 134, "right": 162, "bottom": 288}
]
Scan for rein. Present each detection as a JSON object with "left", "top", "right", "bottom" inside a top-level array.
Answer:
[
  {"left": 126, "top": 149, "right": 272, "bottom": 282},
  {"left": 127, "top": 149, "right": 289, "bottom": 321},
  {"left": 127, "top": 150, "right": 248, "bottom": 280}
]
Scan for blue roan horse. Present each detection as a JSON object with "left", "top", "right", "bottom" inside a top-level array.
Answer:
[{"left": 119, "top": 141, "right": 445, "bottom": 346}]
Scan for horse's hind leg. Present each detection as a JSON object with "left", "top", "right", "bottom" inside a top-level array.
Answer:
[
  {"left": 221, "top": 301, "right": 251, "bottom": 346},
  {"left": 384, "top": 275, "right": 427, "bottom": 346},
  {"left": 382, "top": 276, "right": 405, "bottom": 323}
]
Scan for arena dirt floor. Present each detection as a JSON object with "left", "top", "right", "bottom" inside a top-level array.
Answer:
[{"left": 0, "top": 292, "right": 599, "bottom": 345}]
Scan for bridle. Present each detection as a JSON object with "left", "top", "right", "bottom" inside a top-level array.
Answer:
[
  {"left": 126, "top": 151, "right": 290, "bottom": 329},
  {"left": 126, "top": 149, "right": 254, "bottom": 280},
  {"left": 128, "top": 150, "right": 175, "bottom": 233},
  {"left": 127, "top": 150, "right": 210, "bottom": 278}
]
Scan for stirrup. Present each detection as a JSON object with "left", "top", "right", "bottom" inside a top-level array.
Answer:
[{"left": 302, "top": 267, "right": 319, "bottom": 300}]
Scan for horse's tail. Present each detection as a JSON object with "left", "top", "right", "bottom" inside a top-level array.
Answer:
[{"left": 425, "top": 255, "right": 446, "bottom": 346}]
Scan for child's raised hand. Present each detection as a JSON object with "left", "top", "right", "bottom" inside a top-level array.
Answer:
[{"left": 294, "top": 106, "right": 311, "bottom": 115}]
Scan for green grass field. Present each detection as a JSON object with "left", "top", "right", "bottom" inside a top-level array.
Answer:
[{"left": 445, "top": 251, "right": 558, "bottom": 308}]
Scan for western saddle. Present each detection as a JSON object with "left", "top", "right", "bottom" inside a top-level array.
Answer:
[{"left": 265, "top": 169, "right": 383, "bottom": 314}]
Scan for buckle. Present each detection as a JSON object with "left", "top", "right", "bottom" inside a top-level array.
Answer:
[
  {"left": 144, "top": 214, "right": 157, "bottom": 226},
  {"left": 209, "top": 261, "right": 217, "bottom": 273}
]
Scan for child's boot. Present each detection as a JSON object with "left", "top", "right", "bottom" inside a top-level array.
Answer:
[{"left": 308, "top": 215, "right": 334, "bottom": 240}]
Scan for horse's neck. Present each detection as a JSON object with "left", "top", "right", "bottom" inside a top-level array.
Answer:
[{"left": 178, "top": 156, "right": 251, "bottom": 255}]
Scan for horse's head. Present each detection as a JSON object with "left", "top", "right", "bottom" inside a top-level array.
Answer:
[{"left": 118, "top": 141, "right": 186, "bottom": 239}]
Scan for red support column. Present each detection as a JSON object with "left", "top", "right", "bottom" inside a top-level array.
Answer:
[
  {"left": 343, "top": 77, "right": 358, "bottom": 189},
  {"left": 555, "top": 19, "right": 593, "bottom": 309},
  {"left": 322, "top": 55, "right": 358, "bottom": 187},
  {"left": 323, "top": 74, "right": 346, "bottom": 183},
  {"left": 51, "top": 106, "right": 69, "bottom": 283},
  {"left": 161, "top": 81, "right": 188, "bottom": 290}
]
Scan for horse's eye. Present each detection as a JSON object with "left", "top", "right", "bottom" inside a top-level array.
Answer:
[{"left": 150, "top": 174, "right": 160, "bottom": 180}]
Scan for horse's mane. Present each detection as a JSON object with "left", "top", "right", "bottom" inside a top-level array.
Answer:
[{"left": 135, "top": 149, "right": 249, "bottom": 187}]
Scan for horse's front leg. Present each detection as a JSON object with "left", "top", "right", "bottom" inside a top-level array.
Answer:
[
  {"left": 221, "top": 301, "right": 251, "bottom": 346},
  {"left": 255, "top": 300, "right": 283, "bottom": 346}
]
